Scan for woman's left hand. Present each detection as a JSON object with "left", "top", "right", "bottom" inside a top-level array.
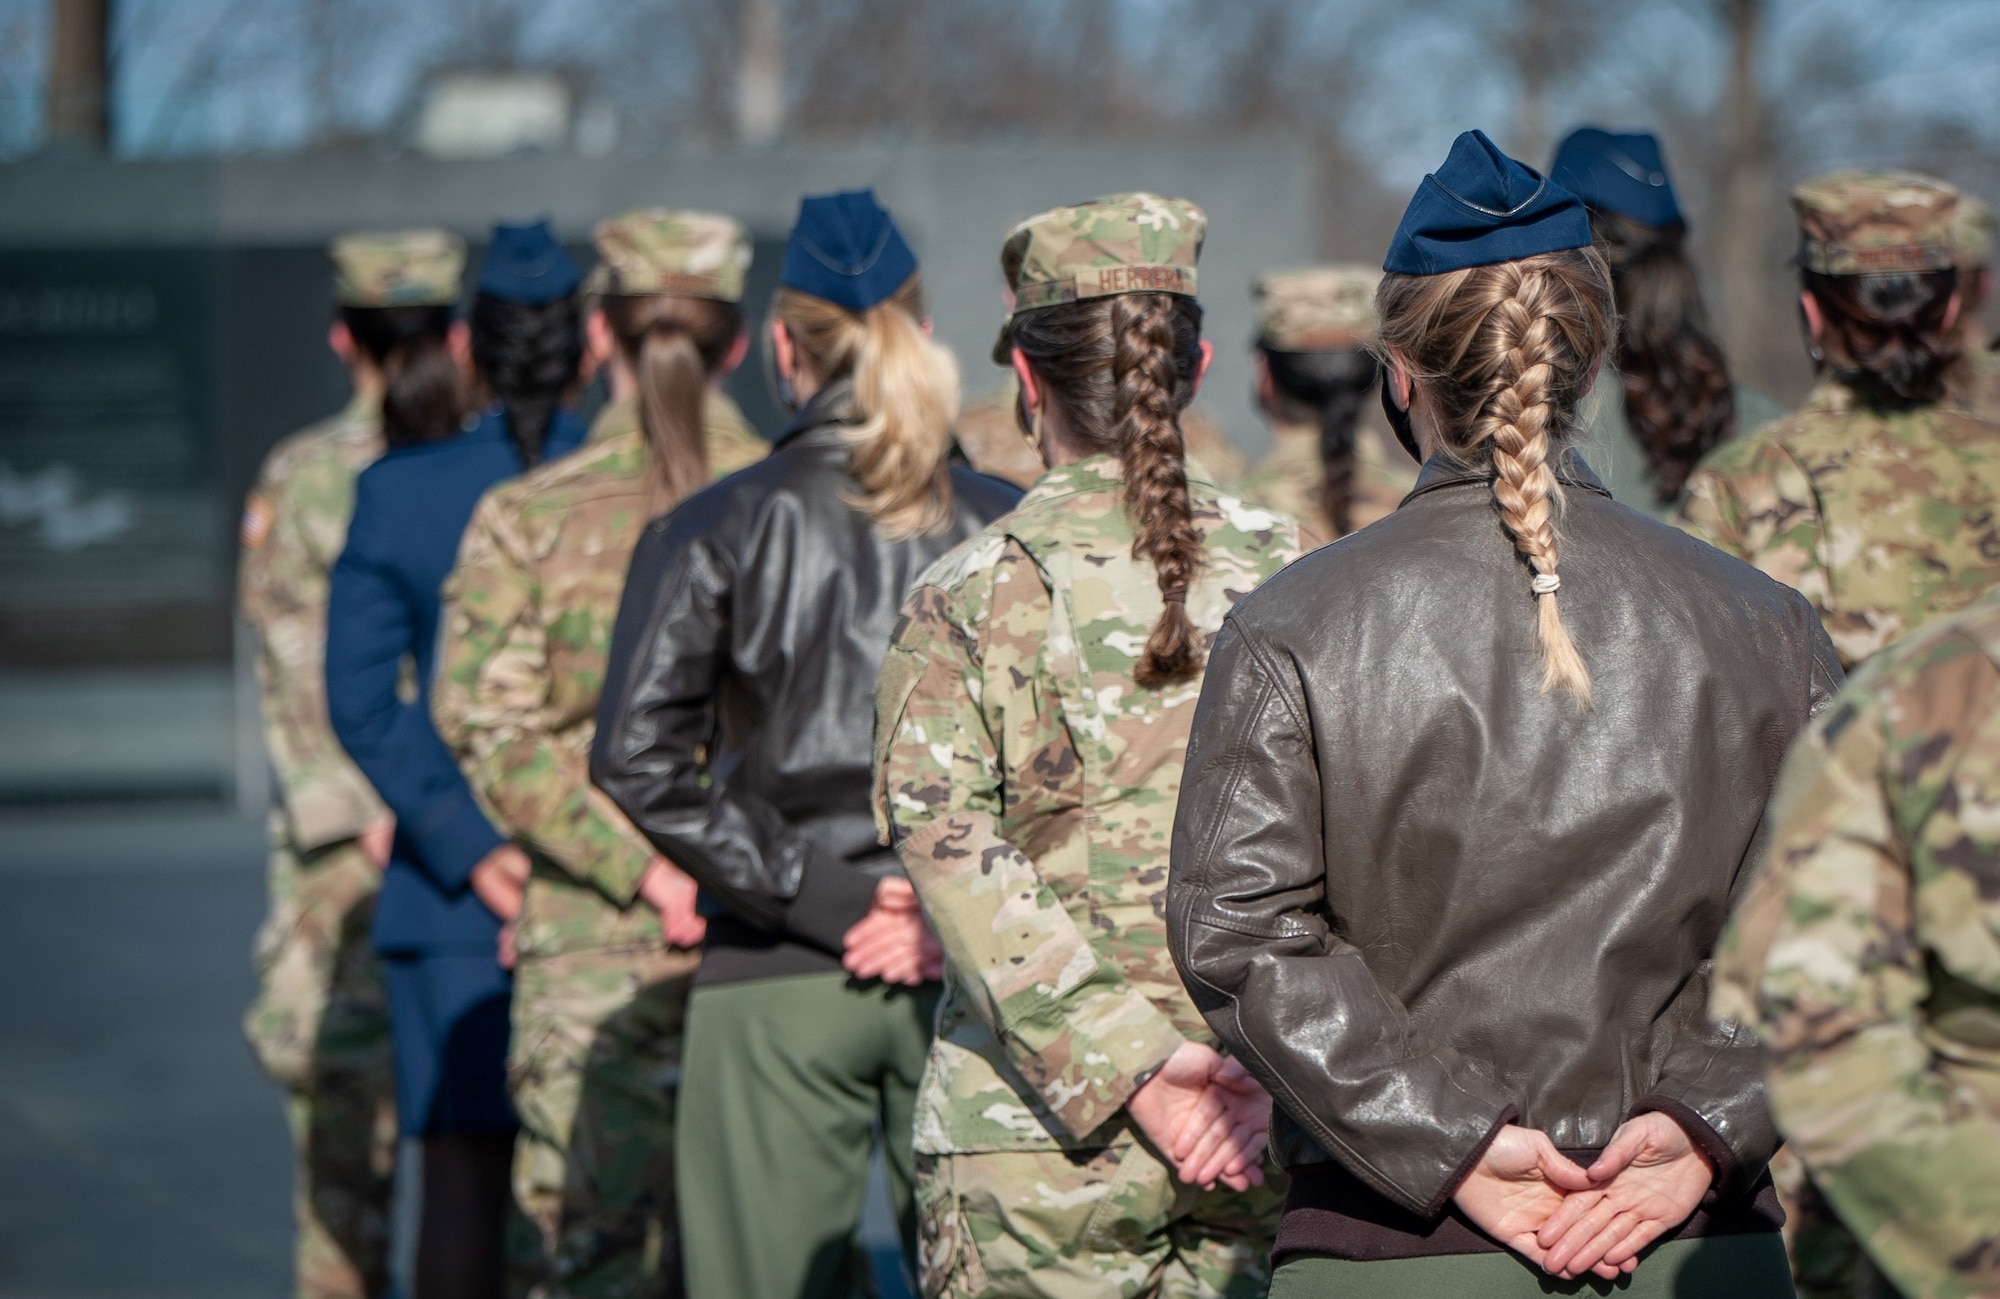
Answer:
[
  {"left": 1536, "top": 1112, "right": 1716, "bottom": 1280},
  {"left": 1452, "top": 1126, "right": 1598, "bottom": 1274}
]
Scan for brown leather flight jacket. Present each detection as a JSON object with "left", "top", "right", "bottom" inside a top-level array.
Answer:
[{"left": 1166, "top": 456, "right": 1842, "bottom": 1223}]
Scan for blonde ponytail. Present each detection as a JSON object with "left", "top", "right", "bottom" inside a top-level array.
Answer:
[
  {"left": 1374, "top": 249, "right": 1614, "bottom": 705},
  {"left": 775, "top": 275, "right": 959, "bottom": 538}
]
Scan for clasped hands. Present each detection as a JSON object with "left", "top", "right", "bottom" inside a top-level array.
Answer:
[
  {"left": 471, "top": 848, "right": 709, "bottom": 970},
  {"left": 1452, "top": 1113, "right": 1716, "bottom": 1281},
  {"left": 1127, "top": 1040, "right": 1272, "bottom": 1194},
  {"left": 838, "top": 891, "right": 1271, "bottom": 1195},
  {"left": 841, "top": 877, "right": 944, "bottom": 985}
]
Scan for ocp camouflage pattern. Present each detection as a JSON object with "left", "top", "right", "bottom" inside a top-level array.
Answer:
[
  {"left": 507, "top": 942, "right": 699, "bottom": 1298},
  {"left": 994, "top": 194, "right": 1206, "bottom": 359},
  {"left": 1253, "top": 265, "right": 1379, "bottom": 351},
  {"left": 875, "top": 454, "right": 1302, "bottom": 1153},
  {"left": 915, "top": 1144, "right": 1283, "bottom": 1299},
  {"left": 329, "top": 229, "right": 465, "bottom": 307},
  {"left": 241, "top": 397, "right": 391, "bottom": 857},
  {"left": 1791, "top": 171, "right": 1958, "bottom": 277},
  {"left": 435, "top": 391, "right": 764, "bottom": 958},
  {"left": 238, "top": 396, "right": 397, "bottom": 1299},
  {"left": 1713, "top": 590, "right": 2000, "bottom": 1299},
  {"left": 1677, "top": 376, "right": 2000, "bottom": 667},
  {"left": 1234, "top": 423, "right": 1414, "bottom": 546}
]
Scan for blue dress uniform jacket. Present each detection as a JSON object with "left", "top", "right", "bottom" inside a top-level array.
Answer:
[{"left": 327, "top": 407, "right": 587, "bottom": 955}]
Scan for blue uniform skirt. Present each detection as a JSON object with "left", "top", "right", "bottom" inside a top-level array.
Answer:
[{"left": 382, "top": 953, "right": 516, "bottom": 1136}]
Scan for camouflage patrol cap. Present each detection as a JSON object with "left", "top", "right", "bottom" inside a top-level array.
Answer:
[
  {"left": 1792, "top": 171, "right": 1958, "bottom": 276},
  {"left": 1952, "top": 194, "right": 1992, "bottom": 271},
  {"left": 585, "top": 209, "right": 753, "bottom": 302},
  {"left": 330, "top": 229, "right": 465, "bottom": 307},
  {"left": 992, "top": 192, "right": 1206, "bottom": 363},
  {"left": 1254, "top": 266, "right": 1381, "bottom": 351}
]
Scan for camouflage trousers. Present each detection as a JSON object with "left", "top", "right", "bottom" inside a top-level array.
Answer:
[
  {"left": 1769, "top": 1147, "right": 1898, "bottom": 1299},
  {"left": 507, "top": 942, "right": 701, "bottom": 1299},
  {"left": 915, "top": 1142, "right": 1285, "bottom": 1298},
  {"left": 245, "top": 825, "right": 397, "bottom": 1299}
]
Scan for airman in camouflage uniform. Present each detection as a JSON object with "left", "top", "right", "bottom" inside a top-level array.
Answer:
[
  {"left": 1234, "top": 266, "right": 1416, "bottom": 544},
  {"left": 1712, "top": 587, "right": 2000, "bottom": 1299},
  {"left": 1953, "top": 195, "right": 2000, "bottom": 422},
  {"left": 434, "top": 211, "right": 763, "bottom": 1299},
  {"left": 875, "top": 195, "right": 1302, "bottom": 1299},
  {"left": 241, "top": 229, "right": 465, "bottom": 1299},
  {"left": 1679, "top": 172, "right": 2000, "bottom": 670}
]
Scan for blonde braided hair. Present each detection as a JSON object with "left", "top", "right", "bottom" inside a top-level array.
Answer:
[{"left": 1373, "top": 248, "right": 1615, "bottom": 704}]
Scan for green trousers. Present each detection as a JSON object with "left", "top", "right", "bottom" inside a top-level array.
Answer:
[
  {"left": 676, "top": 972, "right": 938, "bottom": 1299},
  {"left": 1269, "top": 1233, "right": 1797, "bottom": 1298}
]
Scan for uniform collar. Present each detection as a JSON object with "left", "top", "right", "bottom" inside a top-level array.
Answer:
[
  {"left": 1401, "top": 445, "right": 1612, "bottom": 505},
  {"left": 1018, "top": 451, "right": 1219, "bottom": 506},
  {"left": 774, "top": 378, "right": 859, "bottom": 449},
  {"left": 587, "top": 395, "right": 639, "bottom": 445}
]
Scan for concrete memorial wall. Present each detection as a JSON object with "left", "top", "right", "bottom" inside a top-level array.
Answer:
[{"left": 0, "top": 142, "right": 1314, "bottom": 800}]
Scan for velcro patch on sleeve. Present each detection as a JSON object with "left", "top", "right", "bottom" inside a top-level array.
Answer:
[{"left": 240, "top": 494, "right": 276, "bottom": 548}]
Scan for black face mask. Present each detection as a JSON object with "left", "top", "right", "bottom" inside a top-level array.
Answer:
[{"left": 1381, "top": 378, "right": 1422, "bottom": 463}]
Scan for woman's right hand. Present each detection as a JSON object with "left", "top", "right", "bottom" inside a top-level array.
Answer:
[
  {"left": 468, "top": 843, "right": 531, "bottom": 925},
  {"left": 1451, "top": 1125, "right": 1600, "bottom": 1275},
  {"left": 1127, "top": 1041, "right": 1271, "bottom": 1193},
  {"left": 638, "top": 857, "right": 707, "bottom": 949}
]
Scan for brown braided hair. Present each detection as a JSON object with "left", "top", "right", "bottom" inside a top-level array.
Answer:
[
  {"left": 1373, "top": 247, "right": 1616, "bottom": 705},
  {"left": 1589, "top": 209, "right": 1735, "bottom": 503},
  {"left": 1009, "top": 291, "right": 1206, "bottom": 686}
]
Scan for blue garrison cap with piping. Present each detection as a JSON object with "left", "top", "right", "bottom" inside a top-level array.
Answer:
[
  {"left": 779, "top": 189, "right": 920, "bottom": 312},
  {"left": 1383, "top": 130, "right": 1594, "bottom": 275},
  {"left": 476, "top": 220, "right": 582, "bottom": 305},
  {"left": 1550, "top": 128, "right": 1683, "bottom": 228}
]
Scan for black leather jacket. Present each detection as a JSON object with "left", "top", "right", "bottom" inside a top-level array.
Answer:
[
  {"left": 591, "top": 383, "right": 1021, "bottom": 985},
  {"left": 1167, "top": 457, "right": 1842, "bottom": 1220}
]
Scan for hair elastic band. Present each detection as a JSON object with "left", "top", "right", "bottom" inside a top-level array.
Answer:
[
  {"left": 1531, "top": 573, "right": 1562, "bottom": 596},
  {"left": 1163, "top": 584, "right": 1189, "bottom": 605}
]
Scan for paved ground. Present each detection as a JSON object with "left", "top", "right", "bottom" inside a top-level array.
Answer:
[
  {"left": 0, "top": 808, "right": 912, "bottom": 1299},
  {"left": 0, "top": 810, "right": 289, "bottom": 1299}
]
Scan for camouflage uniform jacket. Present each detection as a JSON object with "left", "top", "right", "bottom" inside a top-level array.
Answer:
[
  {"left": 1713, "top": 590, "right": 2000, "bottom": 1299},
  {"left": 435, "top": 391, "right": 764, "bottom": 958},
  {"left": 875, "top": 454, "right": 1302, "bottom": 1153},
  {"left": 1234, "top": 422, "right": 1416, "bottom": 546},
  {"left": 1678, "top": 376, "right": 2000, "bottom": 668},
  {"left": 241, "top": 394, "right": 389, "bottom": 850},
  {"left": 1965, "top": 347, "right": 2000, "bottom": 426}
]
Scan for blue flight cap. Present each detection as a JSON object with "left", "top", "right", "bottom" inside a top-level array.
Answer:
[
  {"left": 780, "top": 189, "right": 920, "bottom": 312},
  {"left": 1550, "top": 128, "right": 1683, "bottom": 228},
  {"left": 476, "top": 220, "right": 582, "bottom": 305},
  {"left": 1383, "top": 130, "right": 1594, "bottom": 276}
]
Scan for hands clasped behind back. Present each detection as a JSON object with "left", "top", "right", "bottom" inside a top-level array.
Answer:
[
  {"left": 840, "top": 883, "right": 1273, "bottom": 1194},
  {"left": 1454, "top": 1114, "right": 1715, "bottom": 1282},
  {"left": 1127, "top": 1040, "right": 1273, "bottom": 1193}
]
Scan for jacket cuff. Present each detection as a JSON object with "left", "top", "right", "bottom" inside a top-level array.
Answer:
[
  {"left": 1427, "top": 1105, "right": 1521, "bottom": 1219},
  {"left": 1040, "top": 1002, "right": 1186, "bottom": 1139},
  {"left": 1630, "top": 1094, "right": 1741, "bottom": 1199},
  {"left": 585, "top": 834, "right": 657, "bottom": 909},
  {"left": 286, "top": 780, "right": 386, "bottom": 854},
  {"left": 413, "top": 794, "right": 505, "bottom": 893},
  {"left": 781, "top": 845, "right": 883, "bottom": 955}
]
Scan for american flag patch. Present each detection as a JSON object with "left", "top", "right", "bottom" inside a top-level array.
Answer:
[{"left": 241, "top": 494, "right": 275, "bottom": 548}]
